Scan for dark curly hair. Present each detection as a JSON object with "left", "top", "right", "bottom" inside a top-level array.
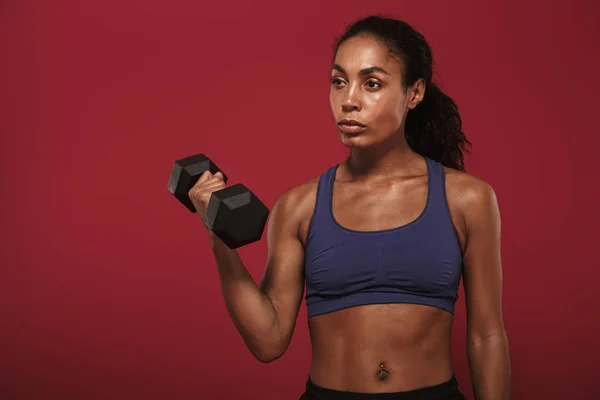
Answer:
[{"left": 332, "top": 15, "right": 472, "bottom": 171}]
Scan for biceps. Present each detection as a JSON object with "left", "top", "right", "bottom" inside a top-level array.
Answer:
[
  {"left": 258, "top": 196, "right": 306, "bottom": 334},
  {"left": 260, "top": 237, "right": 305, "bottom": 316}
]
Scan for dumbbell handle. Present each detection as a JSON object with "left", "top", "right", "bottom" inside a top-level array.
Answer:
[{"left": 167, "top": 153, "right": 229, "bottom": 213}]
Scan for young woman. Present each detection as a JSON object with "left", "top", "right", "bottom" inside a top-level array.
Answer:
[{"left": 189, "top": 15, "right": 511, "bottom": 400}]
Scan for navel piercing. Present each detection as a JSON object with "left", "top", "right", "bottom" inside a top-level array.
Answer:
[{"left": 378, "top": 364, "right": 389, "bottom": 381}]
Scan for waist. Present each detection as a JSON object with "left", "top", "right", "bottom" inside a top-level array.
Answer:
[
  {"left": 304, "top": 374, "right": 461, "bottom": 399},
  {"left": 308, "top": 348, "right": 454, "bottom": 393},
  {"left": 307, "top": 304, "right": 454, "bottom": 393}
]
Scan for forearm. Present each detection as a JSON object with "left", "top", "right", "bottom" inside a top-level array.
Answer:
[
  {"left": 466, "top": 333, "right": 512, "bottom": 400},
  {"left": 208, "top": 232, "right": 281, "bottom": 360}
]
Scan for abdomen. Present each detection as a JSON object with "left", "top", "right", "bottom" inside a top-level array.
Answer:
[{"left": 307, "top": 303, "right": 455, "bottom": 393}]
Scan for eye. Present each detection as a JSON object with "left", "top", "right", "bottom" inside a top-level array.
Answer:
[
  {"left": 331, "top": 77, "right": 345, "bottom": 86},
  {"left": 365, "top": 80, "right": 381, "bottom": 89}
]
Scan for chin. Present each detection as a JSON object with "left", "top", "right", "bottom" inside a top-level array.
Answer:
[{"left": 339, "top": 132, "right": 379, "bottom": 149}]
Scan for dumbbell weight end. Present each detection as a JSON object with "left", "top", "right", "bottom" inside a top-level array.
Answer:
[{"left": 204, "top": 183, "right": 269, "bottom": 249}]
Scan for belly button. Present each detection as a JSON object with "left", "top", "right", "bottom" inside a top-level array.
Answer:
[{"left": 378, "top": 364, "right": 389, "bottom": 381}]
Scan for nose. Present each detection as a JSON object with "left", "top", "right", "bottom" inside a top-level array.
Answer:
[{"left": 341, "top": 85, "right": 361, "bottom": 112}]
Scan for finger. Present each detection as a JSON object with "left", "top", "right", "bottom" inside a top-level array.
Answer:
[
  {"left": 214, "top": 171, "right": 224, "bottom": 180},
  {"left": 189, "top": 179, "right": 226, "bottom": 197},
  {"left": 206, "top": 173, "right": 225, "bottom": 183},
  {"left": 201, "top": 181, "right": 227, "bottom": 193},
  {"left": 203, "top": 174, "right": 223, "bottom": 187},
  {"left": 197, "top": 177, "right": 227, "bottom": 190},
  {"left": 195, "top": 170, "right": 214, "bottom": 186}
]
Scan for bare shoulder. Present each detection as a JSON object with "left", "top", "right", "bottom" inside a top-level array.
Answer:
[
  {"left": 444, "top": 167, "right": 497, "bottom": 204},
  {"left": 274, "top": 175, "right": 319, "bottom": 214},
  {"left": 443, "top": 167, "right": 500, "bottom": 232},
  {"left": 270, "top": 174, "right": 320, "bottom": 236},
  {"left": 277, "top": 175, "right": 319, "bottom": 206}
]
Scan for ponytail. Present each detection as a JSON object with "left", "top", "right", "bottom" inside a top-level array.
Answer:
[{"left": 405, "top": 81, "right": 471, "bottom": 171}]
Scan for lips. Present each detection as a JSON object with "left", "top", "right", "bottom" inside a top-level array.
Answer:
[
  {"left": 338, "top": 118, "right": 366, "bottom": 134},
  {"left": 338, "top": 118, "right": 366, "bottom": 127},
  {"left": 337, "top": 118, "right": 367, "bottom": 134}
]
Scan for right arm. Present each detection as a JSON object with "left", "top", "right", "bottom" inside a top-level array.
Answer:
[{"left": 192, "top": 172, "right": 307, "bottom": 362}]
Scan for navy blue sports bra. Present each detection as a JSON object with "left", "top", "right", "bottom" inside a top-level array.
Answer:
[{"left": 304, "top": 157, "right": 463, "bottom": 318}]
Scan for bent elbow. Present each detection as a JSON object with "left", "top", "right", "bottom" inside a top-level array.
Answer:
[
  {"left": 251, "top": 343, "right": 288, "bottom": 364},
  {"left": 254, "top": 352, "right": 281, "bottom": 364}
]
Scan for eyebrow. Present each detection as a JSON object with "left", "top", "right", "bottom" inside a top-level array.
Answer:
[{"left": 332, "top": 64, "right": 390, "bottom": 76}]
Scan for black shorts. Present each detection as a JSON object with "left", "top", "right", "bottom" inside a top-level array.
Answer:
[{"left": 299, "top": 374, "right": 466, "bottom": 400}]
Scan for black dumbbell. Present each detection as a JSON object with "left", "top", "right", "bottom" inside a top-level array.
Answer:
[{"left": 167, "top": 153, "right": 269, "bottom": 249}]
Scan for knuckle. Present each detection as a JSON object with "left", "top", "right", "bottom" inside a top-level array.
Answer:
[{"left": 188, "top": 188, "right": 201, "bottom": 199}]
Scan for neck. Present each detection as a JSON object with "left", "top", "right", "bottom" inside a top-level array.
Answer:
[{"left": 344, "top": 137, "right": 422, "bottom": 180}]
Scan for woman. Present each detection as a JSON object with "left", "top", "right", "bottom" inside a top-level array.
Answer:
[{"left": 189, "top": 15, "right": 511, "bottom": 400}]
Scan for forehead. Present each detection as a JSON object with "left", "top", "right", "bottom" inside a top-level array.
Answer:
[{"left": 333, "top": 35, "right": 399, "bottom": 73}]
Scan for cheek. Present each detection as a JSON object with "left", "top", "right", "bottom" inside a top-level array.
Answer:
[
  {"left": 370, "top": 95, "right": 404, "bottom": 126},
  {"left": 329, "top": 90, "right": 340, "bottom": 111}
]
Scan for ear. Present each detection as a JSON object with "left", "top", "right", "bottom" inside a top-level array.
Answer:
[{"left": 406, "top": 78, "right": 426, "bottom": 110}]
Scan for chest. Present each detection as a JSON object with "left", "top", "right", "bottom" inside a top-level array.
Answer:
[
  {"left": 304, "top": 222, "right": 463, "bottom": 297},
  {"left": 302, "top": 170, "right": 466, "bottom": 296},
  {"left": 299, "top": 174, "right": 466, "bottom": 253},
  {"left": 331, "top": 177, "right": 429, "bottom": 233}
]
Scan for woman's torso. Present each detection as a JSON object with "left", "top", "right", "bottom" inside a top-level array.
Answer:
[{"left": 295, "top": 156, "right": 467, "bottom": 393}]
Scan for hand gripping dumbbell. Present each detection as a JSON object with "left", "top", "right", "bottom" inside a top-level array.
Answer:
[{"left": 167, "top": 153, "right": 269, "bottom": 249}]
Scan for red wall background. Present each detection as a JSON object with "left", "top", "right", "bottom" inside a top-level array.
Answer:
[{"left": 2, "top": 0, "right": 599, "bottom": 399}]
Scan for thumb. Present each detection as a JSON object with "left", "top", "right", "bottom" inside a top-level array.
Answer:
[{"left": 214, "top": 171, "right": 224, "bottom": 181}]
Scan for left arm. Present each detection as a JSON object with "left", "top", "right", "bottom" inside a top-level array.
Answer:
[{"left": 461, "top": 182, "right": 512, "bottom": 400}]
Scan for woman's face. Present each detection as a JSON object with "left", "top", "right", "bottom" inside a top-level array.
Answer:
[{"left": 329, "top": 35, "right": 422, "bottom": 150}]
